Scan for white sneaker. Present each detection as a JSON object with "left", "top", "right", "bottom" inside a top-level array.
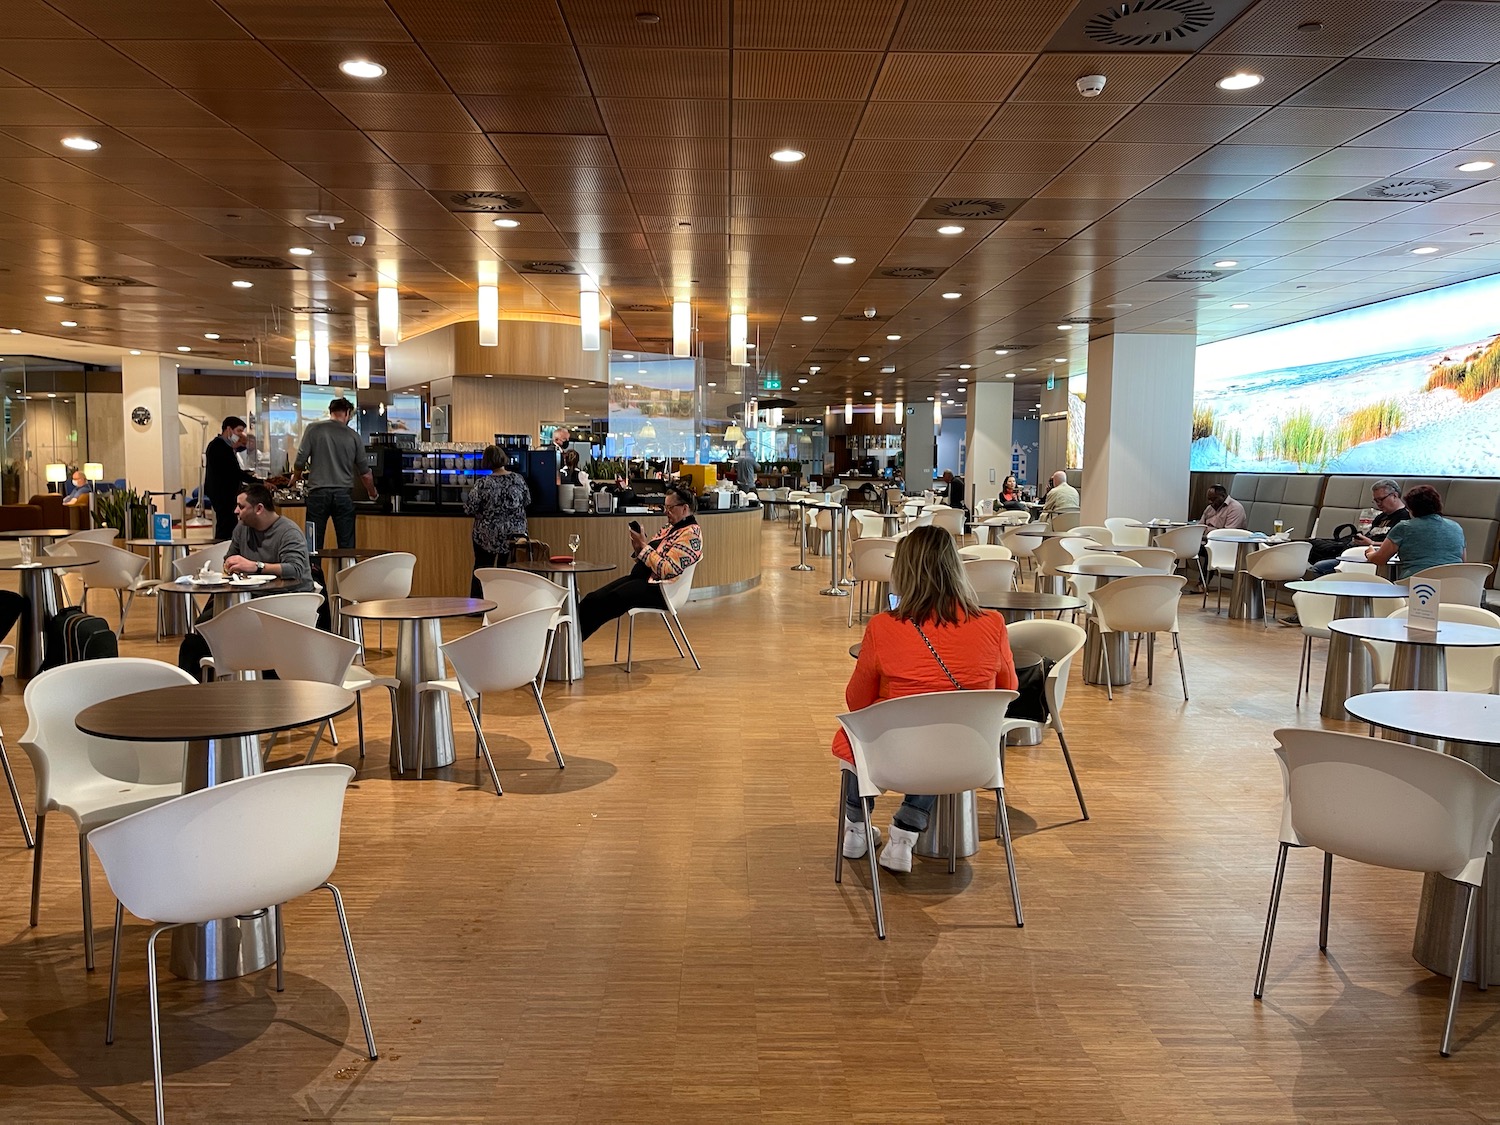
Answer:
[
  {"left": 842, "top": 822, "right": 882, "bottom": 859},
  {"left": 878, "top": 824, "right": 920, "bottom": 873}
]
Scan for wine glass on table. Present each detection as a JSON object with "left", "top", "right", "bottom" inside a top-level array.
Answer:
[{"left": 567, "top": 533, "right": 581, "bottom": 560}]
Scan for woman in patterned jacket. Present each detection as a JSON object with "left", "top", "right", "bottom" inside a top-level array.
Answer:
[{"left": 578, "top": 483, "right": 703, "bottom": 640}]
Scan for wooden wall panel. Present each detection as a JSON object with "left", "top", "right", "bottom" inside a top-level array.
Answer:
[
  {"left": 451, "top": 318, "right": 611, "bottom": 383},
  {"left": 451, "top": 377, "right": 565, "bottom": 445}
]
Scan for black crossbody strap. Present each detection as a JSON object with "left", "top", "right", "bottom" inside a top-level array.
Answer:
[{"left": 913, "top": 622, "right": 964, "bottom": 691}]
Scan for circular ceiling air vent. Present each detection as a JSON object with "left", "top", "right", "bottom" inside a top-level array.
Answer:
[
  {"left": 1377, "top": 179, "right": 1452, "bottom": 199},
  {"left": 1084, "top": 0, "right": 1216, "bottom": 47},
  {"left": 1167, "top": 269, "right": 1221, "bottom": 281},
  {"left": 881, "top": 266, "right": 940, "bottom": 279},
  {"left": 64, "top": 301, "right": 109, "bottom": 310},
  {"left": 206, "top": 254, "right": 300, "bottom": 270},
  {"left": 448, "top": 191, "right": 528, "bottom": 213},
  {"left": 290, "top": 305, "right": 334, "bottom": 314},
  {"left": 75, "top": 275, "right": 148, "bottom": 287},
  {"left": 625, "top": 304, "right": 663, "bottom": 312},
  {"left": 933, "top": 198, "right": 1007, "bottom": 218},
  {"left": 525, "top": 261, "right": 578, "bottom": 274}
]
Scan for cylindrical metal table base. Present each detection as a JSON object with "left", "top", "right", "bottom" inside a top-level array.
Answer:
[
  {"left": 1034, "top": 574, "right": 1065, "bottom": 595},
  {"left": 542, "top": 574, "right": 583, "bottom": 683},
  {"left": 16, "top": 567, "right": 61, "bottom": 680},
  {"left": 395, "top": 618, "right": 456, "bottom": 770},
  {"left": 915, "top": 790, "right": 979, "bottom": 860},
  {"left": 1083, "top": 627, "right": 1132, "bottom": 687},
  {"left": 1391, "top": 643, "right": 1447, "bottom": 695},
  {"left": 1007, "top": 725, "right": 1043, "bottom": 747},
  {"left": 1319, "top": 595, "right": 1377, "bottom": 721},
  {"left": 1229, "top": 573, "right": 1265, "bottom": 621}
]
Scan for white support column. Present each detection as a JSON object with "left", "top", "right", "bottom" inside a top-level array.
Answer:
[
  {"left": 1039, "top": 376, "right": 1069, "bottom": 482},
  {"left": 964, "top": 380, "right": 1013, "bottom": 512},
  {"left": 1080, "top": 333, "right": 1195, "bottom": 525},
  {"left": 902, "top": 402, "right": 934, "bottom": 490},
  {"left": 121, "top": 352, "right": 181, "bottom": 495}
]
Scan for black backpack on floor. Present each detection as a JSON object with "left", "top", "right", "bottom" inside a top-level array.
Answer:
[{"left": 42, "top": 606, "right": 118, "bottom": 669}]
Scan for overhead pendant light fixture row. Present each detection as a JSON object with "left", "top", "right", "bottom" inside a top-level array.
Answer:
[
  {"left": 314, "top": 331, "right": 330, "bottom": 385},
  {"left": 673, "top": 300, "right": 691, "bottom": 357},
  {"left": 378, "top": 281, "right": 400, "bottom": 347},
  {"left": 478, "top": 261, "right": 499, "bottom": 347},
  {"left": 295, "top": 333, "right": 311, "bottom": 382},
  {"left": 729, "top": 312, "right": 748, "bottom": 367},
  {"left": 579, "top": 276, "right": 601, "bottom": 351},
  {"left": 355, "top": 344, "right": 371, "bottom": 390}
]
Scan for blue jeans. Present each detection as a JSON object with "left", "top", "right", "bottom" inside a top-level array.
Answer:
[
  {"left": 306, "top": 488, "right": 356, "bottom": 550},
  {"left": 1311, "top": 558, "right": 1339, "bottom": 576},
  {"left": 844, "top": 787, "right": 939, "bottom": 833}
]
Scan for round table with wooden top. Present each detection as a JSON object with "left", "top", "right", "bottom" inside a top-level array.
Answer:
[
  {"left": 512, "top": 559, "right": 618, "bottom": 681},
  {"left": 312, "top": 547, "right": 390, "bottom": 634},
  {"left": 0, "top": 558, "right": 95, "bottom": 678},
  {"left": 342, "top": 597, "right": 494, "bottom": 772},
  {"left": 976, "top": 589, "right": 1086, "bottom": 623},
  {"left": 0, "top": 527, "right": 78, "bottom": 550},
  {"left": 1328, "top": 616, "right": 1500, "bottom": 695},
  {"left": 155, "top": 574, "right": 303, "bottom": 623},
  {"left": 1059, "top": 563, "right": 1146, "bottom": 687},
  {"left": 125, "top": 536, "right": 218, "bottom": 581},
  {"left": 76, "top": 679, "right": 354, "bottom": 982},
  {"left": 1348, "top": 690, "right": 1500, "bottom": 986},
  {"left": 1285, "top": 579, "right": 1411, "bottom": 720}
]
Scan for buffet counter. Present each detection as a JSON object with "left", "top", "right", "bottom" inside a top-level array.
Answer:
[{"left": 351, "top": 506, "right": 762, "bottom": 599}]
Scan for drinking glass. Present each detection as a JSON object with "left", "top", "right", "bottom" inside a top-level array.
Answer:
[
  {"left": 567, "top": 533, "right": 581, "bottom": 558},
  {"left": 18, "top": 538, "right": 32, "bottom": 565}
]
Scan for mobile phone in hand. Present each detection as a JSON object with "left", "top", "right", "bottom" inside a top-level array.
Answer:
[{"left": 628, "top": 520, "right": 642, "bottom": 533}]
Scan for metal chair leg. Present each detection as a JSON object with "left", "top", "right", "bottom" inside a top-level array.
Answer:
[
  {"left": 106, "top": 902, "right": 124, "bottom": 1043},
  {"left": 996, "top": 789, "right": 1024, "bottom": 927},
  {"left": 1254, "top": 842, "right": 1290, "bottom": 999},
  {"left": 302, "top": 720, "right": 327, "bottom": 766},
  {"left": 1100, "top": 631, "right": 1113, "bottom": 701},
  {"left": 661, "top": 613, "right": 687, "bottom": 659},
  {"left": 355, "top": 694, "right": 365, "bottom": 760},
  {"left": 30, "top": 812, "right": 45, "bottom": 925},
  {"left": 946, "top": 792, "right": 957, "bottom": 875},
  {"left": 1174, "top": 633, "right": 1189, "bottom": 701},
  {"left": 79, "top": 831, "right": 95, "bottom": 971},
  {"left": 0, "top": 736, "right": 34, "bottom": 848},
  {"left": 834, "top": 772, "right": 848, "bottom": 885},
  {"left": 463, "top": 697, "right": 503, "bottom": 796},
  {"left": 625, "top": 615, "right": 636, "bottom": 673},
  {"left": 865, "top": 816, "right": 886, "bottom": 940},
  {"left": 386, "top": 686, "right": 403, "bottom": 774},
  {"left": 531, "top": 682, "right": 565, "bottom": 769},
  {"left": 1055, "top": 726, "right": 1088, "bottom": 820},
  {"left": 1442, "top": 883, "right": 1479, "bottom": 1056},
  {"left": 1296, "top": 635, "right": 1309, "bottom": 705},
  {"left": 273, "top": 903, "right": 285, "bottom": 992},
  {"left": 1146, "top": 631, "right": 1155, "bottom": 686},
  {"left": 322, "top": 883, "right": 378, "bottom": 1060},
  {"left": 671, "top": 614, "right": 702, "bottom": 670},
  {"left": 1319, "top": 851, "right": 1333, "bottom": 951},
  {"left": 538, "top": 627, "right": 557, "bottom": 695},
  {"left": 145, "top": 922, "right": 175, "bottom": 1125},
  {"left": 613, "top": 617, "right": 622, "bottom": 663}
]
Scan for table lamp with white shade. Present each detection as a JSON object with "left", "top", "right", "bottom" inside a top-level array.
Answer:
[{"left": 84, "top": 462, "right": 104, "bottom": 522}]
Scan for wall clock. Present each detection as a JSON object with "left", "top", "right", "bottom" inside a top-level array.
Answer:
[{"left": 131, "top": 406, "right": 152, "bottom": 427}]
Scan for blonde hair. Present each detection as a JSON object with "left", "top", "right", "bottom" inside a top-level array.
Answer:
[{"left": 889, "top": 525, "right": 984, "bottom": 627}]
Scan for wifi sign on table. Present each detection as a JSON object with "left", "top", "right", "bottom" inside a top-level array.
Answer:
[{"left": 1408, "top": 578, "right": 1442, "bottom": 634}]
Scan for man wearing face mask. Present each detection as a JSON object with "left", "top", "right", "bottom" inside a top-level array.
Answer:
[{"left": 204, "top": 415, "right": 258, "bottom": 540}]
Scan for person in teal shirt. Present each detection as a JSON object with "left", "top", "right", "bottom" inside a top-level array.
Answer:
[{"left": 1366, "top": 484, "right": 1465, "bottom": 580}]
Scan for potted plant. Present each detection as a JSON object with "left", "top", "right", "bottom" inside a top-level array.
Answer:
[{"left": 94, "top": 485, "right": 150, "bottom": 539}]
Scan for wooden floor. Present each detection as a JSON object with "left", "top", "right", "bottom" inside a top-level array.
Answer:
[{"left": 3, "top": 530, "right": 1499, "bottom": 1123}]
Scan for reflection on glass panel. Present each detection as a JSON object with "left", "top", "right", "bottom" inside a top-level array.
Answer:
[
  {"left": 605, "top": 352, "right": 695, "bottom": 463},
  {"left": 0, "top": 355, "right": 91, "bottom": 502}
]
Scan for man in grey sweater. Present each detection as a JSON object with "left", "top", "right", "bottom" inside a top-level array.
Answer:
[
  {"left": 223, "top": 483, "right": 314, "bottom": 592},
  {"left": 294, "top": 397, "right": 376, "bottom": 549}
]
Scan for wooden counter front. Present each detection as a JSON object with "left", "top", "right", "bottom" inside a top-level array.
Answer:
[{"left": 355, "top": 507, "right": 762, "bottom": 599}]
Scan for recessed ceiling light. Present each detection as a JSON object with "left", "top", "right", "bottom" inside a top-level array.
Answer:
[
  {"left": 1214, "top": 260, "right": 1239, "bottom": 268},
  {"left": 1231, "top": 302, "right": 1251, "bottom": 309},
  {"left": 863, "top": 390, "right": 873, "bottom": 397},
  {"left": 832, "top": 256, "right": 856, "bottom": 265},
  {"left": 1004, "top": 372, "right": 1016, "bottom": 379},
  {"left": 44, "top": 295, "right": 65, "bottom": 303},
  {"left": 958, "top": 386, "right": 967, "bottom": 392},
  {"left": 204, "top": 332, "right": 220, "bottom": 340},
  {"left": 937, "top": 224, "right": 965, "bottom": 235},
  {"left": 885, "top": 334, "right": 902, "bottom": 341},
  {"left": 771, "top": 148, "right": 805, "bottom": 163},
  {"left": 1412, "top": 245, "right": 1440, "bottom": 254},
  {"left": 798, "top": 378, "right": 808, "bottom": 384},
  {"left": 800, "top": 314, "right": 817, "bottom": 322},
  {"left": 1023, "top": 366, "right": 1037, "bottom": 371},
  {"left": 747, "top": 342, "right": 755, "bottom": 349},
  {"left": 1057, "top": 324, "right": 1072, "bottom": 330},
  {"left": 809, "top": 365, "right": 821, "bottom": 373},
  {"left": 958, "top": 363, "right": 972, "bottom": 370},
  {"left": 1106, "top": 302, "right": 1132, "bottom": 308},
  {"left": 957, "top": 377, "right": 968, "bottom": 383},
  {"left": 622, "top": 353, "right": 634, "bottom": 358},
  {"left": 61, "top": 136, "right": 101, "bottom": 151},
  {"left": 232, "top": 280, "right": 254, "bottom": 289},
  {"left": 1217, "top": 72, "right": 1263, "bottom": 91},
  {"left": 177, "top": 346, "right": 191, "bottom": 352},
  {"left": 289, "top": 246, "right": 313, "bottom": 256},
  {"left": 340, "top": 59, "right": 387, "bottom": 79},
  {"left": 942, "top": 291, "right": 961, "bottom": 299},
  {"left": 493, "top": 217, "right": 520, "bottom": 228},
  {"left": 129, "top": 349, "right": 141, "bottom": 354},
  {"left": 707, "top": 382, "right": 716, "bottom": 388},
  {"left": 993, "top": 349, "right": 1008, "bottom": 356},
  {"left": 1458, "top": 160, "right": 1495, "bottom": 172},
  {"left": 858, "top": 355, "right": 870, "bottom": 361},
  {"left": 60, "top": 320, "right": 78, "bottom": 327},
  {"left": 1054, "top": 357, "right": 1066, "bottom": 362},
  {"left": 926, "top": 396, "right": 934, "bottom": 402}
]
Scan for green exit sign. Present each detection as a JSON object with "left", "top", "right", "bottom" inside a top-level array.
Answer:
[
  {"left": 1047, "top": 374, "right": 1055, "bottom": 391},
  {"left": 233, "top": 359, "right": 251, "bottom": 366},
  {"left": 762, "top": 377, "right": 781, "bottom": 390}
]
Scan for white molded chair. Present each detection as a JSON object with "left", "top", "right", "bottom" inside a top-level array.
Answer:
[
  {"left": 476, "top": 567, "right": 571, "bottom": 690},
  {"left": 161, "top": 541, "right": 233, "bottom": 636},
  {"left": 849, "top": 537, "right": 897, "bottom": 628},
  {"left": 334, "top": 551, "right": 416, "bottom": 660},
  {"left": 1089, "top": 574, "right": 1188, "bottom": 701},
  {"left": 1070, "top": 525, "right": 1112, "bottom": 546},
  {"left": 1255, "top": 728, "right": 1500, "bottom": 1057},
  {"left": 255, "top": 612, "right": 403, "bottom": 768},
  {"left": 1104, "top": 518, "right": 1150, "bottom": 548},
  {"left": 1059, "top": 536, "right": 1099, "bottom": 563},
  {"left": 930, "top": 506, "right": 966, "bottom": 542},
  {"left": 1002, "top": 526, "right": 1044, "bottom": 579},
  {"left": 90, "top": 764, "right": 376, "bottom": 1123},
  {"left": 1118, "top": 547, "right": 1176, "bottom": 573},
  {"left": 20, "top": 658, "right": 197, "bottom": 971},
  {"left": 1364, "top": 604, "right": 1500, "bottom": 693},
  {"left": 1409, "top": 563, "right": 1494, "bottom": 608},
  {"left": 1204, "top": 529, "right": 1255, "bottom": 613},
  {"left": 248, "top": 590, "right": 324, "bottom": 626},
  {"left": 850, "top": 509, "right": 886, "bottom": 540},
  {"left": 1, "top": 663, "right": 36, "bottom": 847},
  {"left": 834, "top": 689, "right": 1022, "bottom": 939},
  {"left": 1048, "top": 509, "right": 1081, "bottom": 532},
  {"left": 1067, "top": 554, "right": 1140, "bottom": 617},
  {"left": 1155, "top": 523, "right": 1207, "bottom": 587},
  {"left": 1001, "top": 620, "right": 1089, "bottom": 820},
  {"left": 1290, "top": 572, "right": 1396, "bottom": 706},
  {"left": 958, "top": 544, "right": 1014, "bottom": 561},
  {"left": 963, "top": 557, "right": 1019, "bottom": 598},
  {"left": 71, "top": 541, "right": 152, "bottom": 636},
  {"left": 195, "top": 601, "right": 276, "bottom": 681},
  {"left": 1335, "top": 545, "right": 1379, "bottom": 575},
  {"left": 418, "top": 606, "right": 563, "bottom": 794},
  {"left": 44, "top": 527, "right": 119, "bottom": 557},
  {"left": 1032, "top": 536, "right": 1075, "bottom": 594},
  {"left": 614, "top": 561, "right": 701, "bottom": 673},
  {"left": 1243, "top": 540, "right": 1314, "bottom": 622}
]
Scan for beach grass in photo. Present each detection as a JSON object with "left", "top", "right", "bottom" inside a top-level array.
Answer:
[
  {"left": 1425, "top": 336, "right": 1500, "bottom": 401},
  {"left": 1269, "top": 408, "right": 1336, "bottom": 468},
  {"left": 1337, "top": 398, "right": 1404, "bottom": 447},
  {"left": 1192, "top": 403, "right": 1215, "bottom": 441}
]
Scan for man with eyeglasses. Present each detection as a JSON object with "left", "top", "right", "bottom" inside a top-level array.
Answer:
[
  {"left": 577, "top": 483, "right": 704, "bottom": 641},
  {"left": 1310, "top": 478, "right": 1409, "bottom": 576}
]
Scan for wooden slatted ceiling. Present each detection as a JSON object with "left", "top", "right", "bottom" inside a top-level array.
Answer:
[{"left": 0, "top": 0, "right": 1498, "bottom": 405}]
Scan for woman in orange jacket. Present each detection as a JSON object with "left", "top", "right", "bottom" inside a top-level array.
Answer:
[{"left": 835, "top": 525, "right": 1018, "bottom": 872}]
